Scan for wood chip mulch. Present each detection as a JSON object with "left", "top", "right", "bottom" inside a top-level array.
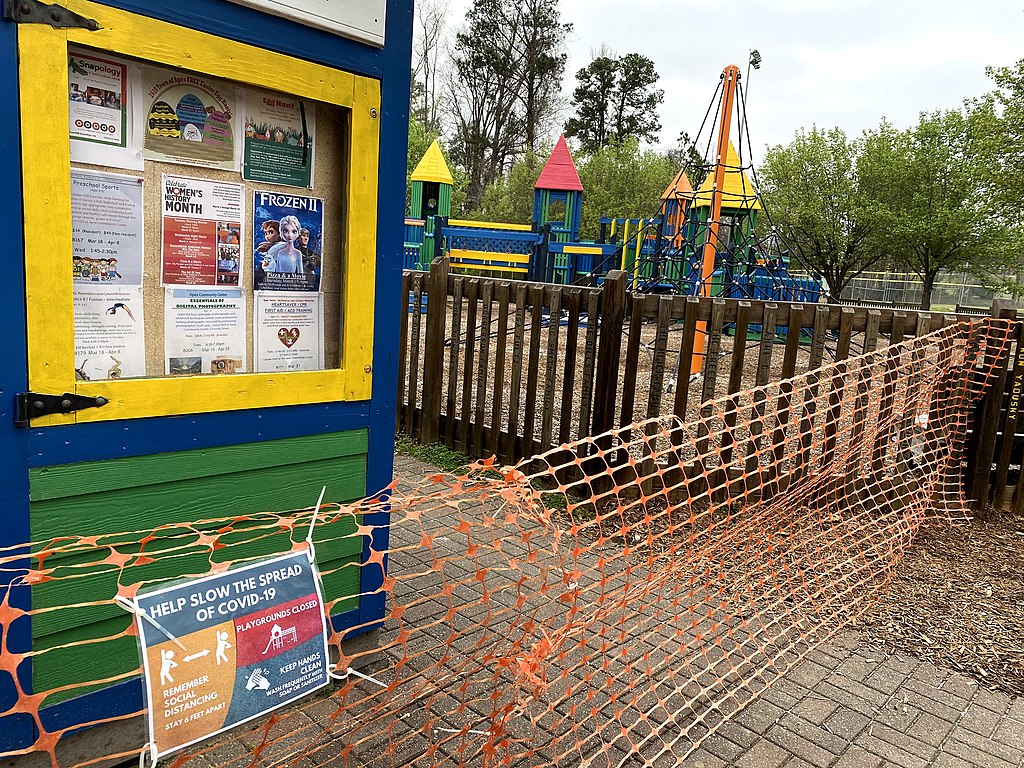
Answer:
[{"left": 856, "top": 511, "right": 1024, "bottom": 697}]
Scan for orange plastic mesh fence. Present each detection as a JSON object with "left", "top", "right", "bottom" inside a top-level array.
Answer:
[{"left": 0, "top": 318, "right": 1015, "bottom": 767}]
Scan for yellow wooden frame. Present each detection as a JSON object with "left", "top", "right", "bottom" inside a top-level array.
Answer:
[{"left": 20, "top": 1, "right": 380, "bottom": 425}]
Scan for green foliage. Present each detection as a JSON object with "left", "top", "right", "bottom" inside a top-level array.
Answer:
[
  {"left": 564, "top": 52, "right": 664, "bottom": 154},
  {"left": 758, "top": 126, "right": 888, "bottom": 299},
  {"left": 667, "top": 131, "right": 708, "bottom": 190},
  {"left": 564, "top": 55, "right": 617, "bottom": 153},
  {"left": 538, "top": 491, "right": 596, "bottom": 521},
  {"left": 976, "top": 60, "right": 1024, "bottom": 219},
  {"left": 872, "top": 109, "right": 998, "bottom": 309},
  {"left": 969, "top": 60, "right": 1024, "bottom": 298},
  {"left": 575, "top": 137, "right": 676, "bottom": 240},
  {"left": 449, "top": 164, "right": 471, "bottom": 218},
  {"left": 394, "top": 436, "right": 470, "bottom": 473},
  {"left": 476, "top": 152, "right": 544, "bottom": 224},
  {"left": 760, "top": 111, "right": 1007, "bottom": 309}
]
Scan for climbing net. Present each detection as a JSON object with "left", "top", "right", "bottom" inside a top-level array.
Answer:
[
  {"left": 628, "top": 67, "right": 826, "bottom": 302},
  {"left": 0, "top": 318, "right": 1014, "bottom": 767}
]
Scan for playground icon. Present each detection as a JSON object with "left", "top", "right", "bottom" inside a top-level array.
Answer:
[{"left": 262, "top": 623, "right": 298, "bottom": 654}]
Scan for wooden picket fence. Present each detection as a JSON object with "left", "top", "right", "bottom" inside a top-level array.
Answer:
[{"left": 398, "top": 257, "right": 1023, "bottom": 513}]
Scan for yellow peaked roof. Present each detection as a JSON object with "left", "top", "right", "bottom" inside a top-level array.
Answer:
[
  {"left": 694, "top": 141, "right": 762, "bottom": 211},
  {"left": 411, "top": 139, "right": 453, "bottom": 185}
]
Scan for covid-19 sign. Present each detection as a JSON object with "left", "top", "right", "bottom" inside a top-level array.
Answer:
[{"left": 133, "top": 550, "right": 330, "bottom": 757}]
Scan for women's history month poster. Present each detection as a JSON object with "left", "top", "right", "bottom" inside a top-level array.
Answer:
[
  {"left": 142, "top": 66, "right": 239, "bottom": 171},
  {"left": 161, "top": 174, "right": 244, "bottom": 287},
  {"left": 252, "top": 191, "right": 323, "bottom": 292},
  {"left": 68, "top": 47, "right": 143, "bottom": 169},
  {"left": 242, "top": 89, "right": 315, "bottom": 188}
]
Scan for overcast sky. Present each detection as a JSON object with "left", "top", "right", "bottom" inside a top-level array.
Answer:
[{"left": 439, "top": 0, "right": 1022, "bottom": 164}]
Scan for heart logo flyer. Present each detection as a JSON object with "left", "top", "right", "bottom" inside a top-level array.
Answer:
[
  {"left": 278, "top": 327, "right": 300, "bottom": 348},
  {"left": 255, "top": 293, "right": 323, "bottom": 373}
]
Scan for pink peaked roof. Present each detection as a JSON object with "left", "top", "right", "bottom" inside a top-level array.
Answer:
[{"left": 535, "top": 135, "right": 583, "bottom": 192}]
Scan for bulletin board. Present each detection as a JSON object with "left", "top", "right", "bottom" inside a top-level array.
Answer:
[
  {"left": 69, "top": 52, "right": 348, "bottom": 379},
  {"left": 19, "top": 1, "right": 381, "bottom": 425}
]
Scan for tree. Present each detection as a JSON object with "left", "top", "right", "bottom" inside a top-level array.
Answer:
[
  {"left": 758, "top": 127, "right": 887, "bottom": 300},
  {"left": 666, "top": 130, "right": 708, "bottom": 189},
  {"left": 563, "top": 54, "right": 617, "bottom": 152},
  {"left": 878, "top": 109, "right": 996, "bottom": 310},
  {"left": 976, "top": 60, "right": 1024, "bottom": 219},
  {"left": 476, "top": 151, "right": 545, "bottom": 224},
  {"left": 447, "top": 0, "right": 569, "bottom": 210},
  {"left": 515, "top": 0, "right": 571, "bottom": 155},
  {"left": 564, "top": 52, "right": 664, "bottom": 154},
  {"left": 575, "top": 137, "right": 676, "bottom": 240},
  {"left": 410, "top": 0, "right": 446, "bottom": 132},
  {"left": 969, "top": 60, "right": 1024, "bottom": 299}
]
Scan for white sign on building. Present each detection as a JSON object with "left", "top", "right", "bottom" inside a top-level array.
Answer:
[{"left": 226, "top": 0, "right": 386, "bottom": 47}]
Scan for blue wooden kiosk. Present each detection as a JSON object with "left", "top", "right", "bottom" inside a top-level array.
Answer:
[{"left": 0, "top": 0, "right": 411, "bottom": 756}]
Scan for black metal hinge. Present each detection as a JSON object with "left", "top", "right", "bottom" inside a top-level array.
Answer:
[
  {"left": 15, "top": 392, "right": 108, "bottom": 427},
  {"left": 4, "top": 0, "right": 100, "bottom": 30}
]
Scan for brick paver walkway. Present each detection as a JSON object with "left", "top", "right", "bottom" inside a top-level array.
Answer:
[{"left": 386, "top": 454, "right": 1024, "bottom": 768}]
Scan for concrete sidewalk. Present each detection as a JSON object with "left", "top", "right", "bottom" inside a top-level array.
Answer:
[
  {"left": 390, "top": 453, "right": 1024, "bottom": 768},
  {"left": 681, "top": 633, "right": 1024, "bottom": 768}
]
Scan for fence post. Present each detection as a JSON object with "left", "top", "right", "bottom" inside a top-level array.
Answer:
[
  {"left": 419, "top": 256, "right": 450, "bottom": 444},
  {"left": 994, "top": 322, "right": 1024, "bottom": 511},
  {"left": 530, "top": 223, "right": 551, "bottom": 283},
  {"left": 591, "top": 270, "right": 628, "bottom": 437},
  {"left": 432, "top": 216, "right": 448, "bottom": 261},
  {"left": 968, "top": 298, "right": 1017, "bottom": 514}
]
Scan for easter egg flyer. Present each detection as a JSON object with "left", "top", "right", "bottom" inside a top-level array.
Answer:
[
  {"left": 142, "top": 66, "right": 239, "bottom": 171},
  {"left": 242, "top": 89, "right": 316, "bottom": 188}
]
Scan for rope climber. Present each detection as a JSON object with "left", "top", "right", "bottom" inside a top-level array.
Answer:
[{"left": 622, "top": 54, "right": 827, "bottom": 308}]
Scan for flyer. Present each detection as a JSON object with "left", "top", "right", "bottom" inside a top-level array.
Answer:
[
  {"left": 164, "top": 288, "right": 246, "bottom": 375},
  {"left": 133, "top": 550, "right": 329, "bottom": 758},
  {"left": 71, "top": 170, "right": 144, "bottom": 286},
  {"left": 254, "top": 292, "right": 324, "bottom": 373},
  {"left": 242, "top": 90, "right": 315, "bottom": 188},
  {"left": 68, "top": 48, "right": 143, "bottom": 169},
  {"left": 161, "top": 174, "right": 243, "bottom": 287},
  {"left": 142, "top": 66, "right": 239, "bottom": 171},
  {"left": 252, "top": 190, "right": 323, "bottom": 292},
  {"left": 73, "top": 285, "right": 146, "bottom": 381}
]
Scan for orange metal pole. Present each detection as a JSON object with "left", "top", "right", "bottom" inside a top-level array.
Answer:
[{"left": 691, "top": 64, "right": 740, "bottom": 375}]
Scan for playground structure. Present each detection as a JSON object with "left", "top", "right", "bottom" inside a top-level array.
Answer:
[{"left": 404, "top": 66, "right": 822, "bottom": 306}]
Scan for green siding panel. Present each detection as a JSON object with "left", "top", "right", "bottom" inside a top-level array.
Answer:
[
  {"left": 30, "top": 430, "right": 368, "bottom": 502},
  {"left": 29, "top": 430, "right": 370, "bottom": 700}
]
